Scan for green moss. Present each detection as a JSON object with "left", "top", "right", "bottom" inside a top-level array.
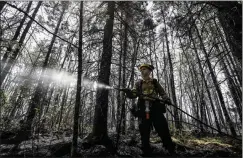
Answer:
[{"left": 172, "top": 134, "right": 233, "bottom": 148}]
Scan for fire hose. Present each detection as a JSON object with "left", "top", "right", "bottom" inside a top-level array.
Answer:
[{"left": 114, "top": 87, "right": 241, "bottom": 141}]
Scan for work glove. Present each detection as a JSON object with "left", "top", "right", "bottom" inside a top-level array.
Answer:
[
  {"left": 120, "top": 88, "right": 133, "bottom": 96},
  {"left": 163, "top": 98, "right": 172, "bottom": 105},
  {"left": 120, "top": 88, "right": 131, "bottom": 93}
]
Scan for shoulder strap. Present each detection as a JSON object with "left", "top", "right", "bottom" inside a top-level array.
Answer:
[
  {"left": 137, "top": 79, "right": 159, "bottom": 95},
  {"left": 135, "top": 79, "right": 143, "bottom": 96},
  {"left": 139, "top": 79, "right": 143, "bottom": 95},
  {"left": 152, "top": 79, "right": 159, "bottom": 94}
]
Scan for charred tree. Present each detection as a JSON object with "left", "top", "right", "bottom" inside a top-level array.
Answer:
[
  {"left": 121, "top": 3, "right": 128, "bottom": 134},
  {"left": 209, "top": 2, "right": 242, "bottom": 64},
  {"left": 71, "top": 1, "right": 83, "bottom": 156},
  {"left": 116, "top": 11, "right": 123, "bottom": 133},
  {"left": 116, "top": 12, "right": 123, "bottom": 134},
  {"left": 129, "top": 37, "right": 139, "bottom": 131},
  {"left": 0, "top": 1, "right": 6, "bottom": 12},
  {"left": 90, "top": 1, "right": 115, "bottom": 145}
]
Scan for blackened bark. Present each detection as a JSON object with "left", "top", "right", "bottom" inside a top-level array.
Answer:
[
  {"left": 129, "top": 37, "right": 139, "bottom": 131},
  {"left": 214, "top": 92, "right": 227, "bottom": 132},
  {"left": 44, "top": 87, "right": 55, "bottom": 114},
  {"left": 92, "top": 1, "right": 115, "bottom": 142},
  {"left": 0, "top": 1, "right": 6, "bottom": 12},
  {"left": 121, "top": 5, "right": 128, "bottom": 134},
  {"left": 210, "top": 2, "right": 242, "bottom": 63},
  {"left": 71, "top": 1, "right": 83, "bottom": 157},
  {"left": 116, "top": 12, "right": 122, "bottom": 133},
  {"left": 111, "top": 92, "right": 116, "bottom": 128},
  {"left": 58, "top": 87, "right": 69, "bottom": 131}
]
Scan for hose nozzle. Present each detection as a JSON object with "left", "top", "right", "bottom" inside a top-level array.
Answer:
[{"left": 113, "top": 87, "right": 130, "bottom": 92}]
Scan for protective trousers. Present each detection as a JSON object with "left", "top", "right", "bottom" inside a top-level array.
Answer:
[{"left": 138, "top": 108, "right": 175, "bottom": 155}]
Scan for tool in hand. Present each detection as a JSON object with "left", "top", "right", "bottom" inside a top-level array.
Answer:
[{"left": 113, "top": 87, "right": 173, "bottom": 105}]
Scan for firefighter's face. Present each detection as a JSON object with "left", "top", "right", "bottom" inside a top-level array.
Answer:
[{"left": 140, "top": 67, "right": 151, "bottom": 78}]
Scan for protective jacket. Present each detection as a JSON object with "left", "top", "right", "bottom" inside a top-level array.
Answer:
[{"left": 127, "top": 78, "right": 171, "bottom": 116}]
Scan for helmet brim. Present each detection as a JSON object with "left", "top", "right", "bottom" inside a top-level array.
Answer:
[{"left": 139, "top": 64, "right": 154, "bottom": 71}]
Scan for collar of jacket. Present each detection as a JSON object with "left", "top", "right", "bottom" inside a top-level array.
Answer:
[{"left": 142, "top": 78, "right": 153, "bottom": 83}]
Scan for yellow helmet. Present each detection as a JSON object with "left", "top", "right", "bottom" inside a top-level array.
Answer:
[{"left": 139, "top": 64, "right": 154, "bottom": 71}]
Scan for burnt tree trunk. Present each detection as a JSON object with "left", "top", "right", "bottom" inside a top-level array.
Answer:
[
  {"left": 0, "top": 1, "right": 6, "bottom": 12},
  {"left": 58, "top": 87, "right": 69, "bottom": 131},
  {"left": 121, "top": 5, "right": 128, "bottom": 134},
  {"left": 210, "top": 2, "right": 242, "bottom": 64},
  {"left": 71, "top": 1, "right": 83, "bottom": 157},
  {"left": 91, "top": 1, "right": 115, "bottom": 144},
  {"left": 129, "top": 37, "right": 139, "bottom": 131},
  {"left": 116, "top": 12, "right": 122, "bottom": 133}
]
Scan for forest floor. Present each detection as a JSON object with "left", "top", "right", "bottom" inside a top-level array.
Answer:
[{"left": 0, "top": 130, "right": 241, "bottom": 157}]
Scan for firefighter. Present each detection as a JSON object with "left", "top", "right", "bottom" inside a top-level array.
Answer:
[{"left": 124, "top": 64, "right": 176, "bottom": 156}]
